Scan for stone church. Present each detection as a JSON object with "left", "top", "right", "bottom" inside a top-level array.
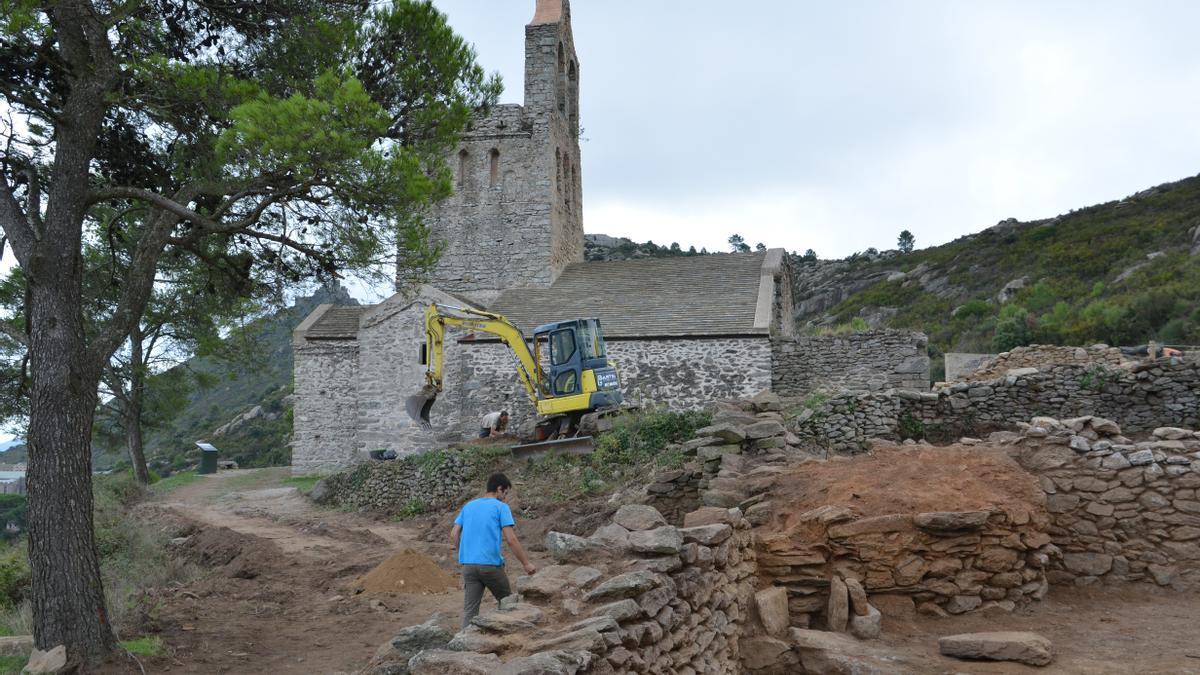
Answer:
[{"left": 290, "top": 0, "right": 798, "bottom": 474}]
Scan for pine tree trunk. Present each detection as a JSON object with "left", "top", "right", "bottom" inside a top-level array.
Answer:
[
  {"left": 25, "top": 284, "right": 116, "bottom": 661},
  {"left": 127, "top": 327, "right": 150, "bottom": 484}
]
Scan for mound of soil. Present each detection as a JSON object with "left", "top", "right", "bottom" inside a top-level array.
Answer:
[
  {"left": 181, "top": 526, "right": 281, "bottom": 579},
  {"left": 770, "top": 443, "right": 1044, "bottom": 520},
  {"left": 353, "top": 550, "right": 457, "bottom": 595}
]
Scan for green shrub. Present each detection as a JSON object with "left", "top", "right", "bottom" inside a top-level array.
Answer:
[
  {"left": 898, "top": 413, "right": 926, "bottom": 440},
  {"left": 993, "top": 306, "right": 1033, "bottom": 352},
  {"left": 592, "top": 409, "right": 710, "bottom": 470},
  {"left": 0, "top": 544, "right": 29, "bottom": 609}
]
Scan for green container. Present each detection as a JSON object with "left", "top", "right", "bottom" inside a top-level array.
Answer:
[{"left": 196, "top": 442, "right": 219, "bottom": 474}]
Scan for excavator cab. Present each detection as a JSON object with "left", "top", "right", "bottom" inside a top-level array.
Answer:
[{"left": 532, "top": 318, "right": 622, "bottom": 413}]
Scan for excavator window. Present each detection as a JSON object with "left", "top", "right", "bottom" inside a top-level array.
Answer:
[
  {"left": 550, "top": 329, "right": 576, "bottom": 365},
  {"left": 555, "top": 370, "right": 578, "bottom": 395}
]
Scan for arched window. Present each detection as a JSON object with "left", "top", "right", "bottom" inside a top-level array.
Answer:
[
  {"left": 556, "top": 42, "right": 567, "bottom": 115},
  {"left": 457, "top": 149, "right": 469, "bottom": 188},
  {"left": 488, "top": 148, "right": 500, "bottom": 187},
  {"left": 564, "top": 159, "right": 572, "bottom": 211},
  {"left": 568, "top": 61, "right": 579, "bottom": 133}
]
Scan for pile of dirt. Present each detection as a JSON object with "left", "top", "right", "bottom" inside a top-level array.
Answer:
[
  {"left": 352, "top": 549, "right": 457, "bottom": 595},
  {"left": 770, "top": 443, "right": 1044, "bottom": 521},
  {"left": 180, "top": 526, "right": 281, "bottom": 579}
]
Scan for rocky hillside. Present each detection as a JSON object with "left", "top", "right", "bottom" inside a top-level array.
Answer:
[{"left": 792, "top": 174, "right": 1200, "bottom": 358}]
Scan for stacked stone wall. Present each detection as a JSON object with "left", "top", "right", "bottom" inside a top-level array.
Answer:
[
  {"left": 313, "top": 450, "right": 476, "bottom": 512},
  {"left": 960, "top": 343, "right": 1132, "bottom": 382},
  {"left": 756, "top": 507, "right": 1053, "bottom": 628},
  {"left": 772, "top": 330, "right": 929, "bottom": 397},
  {"left": 291, "top": 340, "right": 359, "bottom": 474},
  {"left": 399, "top": 504, "right": 757, "bottom": 675},
  {"left": 791, "top": 358, "right": 1200, "bottom": 452},
  {"left": 1006, "top": 417, "right": 1200, "bottom": 590}
]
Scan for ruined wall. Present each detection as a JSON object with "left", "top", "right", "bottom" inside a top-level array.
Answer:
[
  {"left": 291, "top": 340, "right": 359, "bottom": 474},
  {"left": 960, "top": 344, "right": 1131, "bottom": 382},
  {"left": 1008, "top": 418, "right": 1200, "bottom": 590},
  {"left": 943, "top": 352, "right": 993, "bottom": 383},
  {"left": 772, "top": 330, "right": 929, "bottom": 397},
  {"left": 440, "top": 337, "right": 774, "bottom": 439},
  {"left": 792, "top": 358, "right": 1200, "bottom": 451},
  {"left": 402, "top": 503, "right": 758, "bottom": 674}
]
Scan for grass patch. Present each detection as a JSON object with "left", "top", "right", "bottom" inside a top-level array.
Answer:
[
  {"left": 149, "top": 471, "right": 203, "bottom": 494},
  {"left": 0, "top": 655, "right": 25, "bottom": 675},
  {"left": 120, "top": 635, "right": 165, "bottom": 657},
  {"left": 281, "top": 475, "right": 320, "bottom": 494}
]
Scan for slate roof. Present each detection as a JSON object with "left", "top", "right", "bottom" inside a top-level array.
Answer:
[
  {"left": 489, "top": 252, "right": 769, "bottom": 338},
  {"left": 305, "top": 305, "right": 369, "bottom": 339}
]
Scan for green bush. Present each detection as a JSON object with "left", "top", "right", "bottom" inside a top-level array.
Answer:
[
  {"left": 0, "top": 544, "right": 29, "bottom": 609},
  {"left": 592, "top": 409, "right": 711, "bottom": 470},
  {"left": 898, "top": 413, "right": 926, "bottom": 440},
  {"left": 992, "top": 306, "right": 1033, "bottom": 352}
]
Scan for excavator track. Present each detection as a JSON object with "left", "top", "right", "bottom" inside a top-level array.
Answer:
[{"left": 510, "top": 435, "right": 596, "bottom": 461}]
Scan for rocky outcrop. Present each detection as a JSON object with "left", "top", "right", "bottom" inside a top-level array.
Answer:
[{"left": 938, "top": 631, "right": 1054, "bottom": 666}]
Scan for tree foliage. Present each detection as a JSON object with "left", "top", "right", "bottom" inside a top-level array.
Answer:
[
  {"left": 727, "top": 233, "right": 750, "bottom": 253},
  {"left": 0, "top": 0, "right": 499, "bottom": 661},
  {"left": 897, "top": 229, "right": 915, "bottom": 254}
]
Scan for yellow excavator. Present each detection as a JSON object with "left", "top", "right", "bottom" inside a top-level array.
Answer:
[{"left": 404, "top": 303, "right": 624, "bottom": 456}]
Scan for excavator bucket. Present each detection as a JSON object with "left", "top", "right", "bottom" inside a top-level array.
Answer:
[{"left": 404, "top": 384, "right": 439, "bottom": 430}]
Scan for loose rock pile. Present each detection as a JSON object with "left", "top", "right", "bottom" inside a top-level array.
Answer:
[
  {"left": 960, "top": 344, "right": 1132, "bottom": 383},
  {"left": 377, "top": 504, "right": 757, "bottom": 674},
  {"left": 1002, "top": 416, "right": 1200, "bottom": 589}
]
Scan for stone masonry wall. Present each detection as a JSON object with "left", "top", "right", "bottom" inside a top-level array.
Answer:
[
  {"left": 1005, "top": 416, "right": 1200, "bottom": 590},
  {"left": 772, "top": 330, "right": 929, "bottom": 397},
  {"left": 421, "top": 5, "right": 583, "bottom": 302},
  {"left": 291, "top": 340, "right": 359, "bottom": 474},
  {"left": 791, "top": 358, "right": 1200, "bottom": 452},
  {"left": 439, "top": 337, "right": 774, "bottom": 440},
  {"left": 396, "top": 503, "right": 757, "bottom": 675},
  {"left": 960, "top": 344, "right": 1131, "bottom": 382}
]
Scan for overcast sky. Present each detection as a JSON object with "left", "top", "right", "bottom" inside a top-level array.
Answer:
[{"left": 431, "top": 0, "right": 1200, "bottom": 257}]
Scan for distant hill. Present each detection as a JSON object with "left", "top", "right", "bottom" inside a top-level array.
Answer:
[{"left": 790, "top": 173, "right": 1200, "bottom": 377}]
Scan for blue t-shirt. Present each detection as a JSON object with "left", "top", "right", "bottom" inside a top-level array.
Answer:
[{"left": 454, "top": 497, "right": 515, "bottom": 566}]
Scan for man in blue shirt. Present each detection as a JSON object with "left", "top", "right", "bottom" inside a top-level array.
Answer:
[{"left": 450, "top": 472, "right": 536, "bottom": 628}]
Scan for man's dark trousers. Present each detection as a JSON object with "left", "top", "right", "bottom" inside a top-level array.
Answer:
[{"left": 462, "top": 563, "right": 511, "bottom": 628}]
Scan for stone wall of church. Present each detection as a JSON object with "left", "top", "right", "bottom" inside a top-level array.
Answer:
[
  {"left": 772, "top": 330, "right": 930, "bottom": 396},
  {"left": 291, "top": 340, "right": 360, "bottom": 474},
  {"left": 436, "top": 337, "right": 775, "bottom": 439}
]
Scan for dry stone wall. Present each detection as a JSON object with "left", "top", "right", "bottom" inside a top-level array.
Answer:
[
  {"left": 1004, "top": 416, "right": 1200, "bottom": 590},
  {"left": 311, "top": 451, "right": 476, "bottom": 513},
  {"left": 772, "top": 330, "right": 929, "bottom": 396},
  {"left": 395, "top": 504, "right": 757, "bottom": 675},
  {"left": 791, "top": 357, "right": 1200, "bottom": 452},
  {"left": 756, "top": 506, "right": 1054, "bottom": 628},
  {"left": 959, "top": 344, "right": 1131, "bottom": 383}
]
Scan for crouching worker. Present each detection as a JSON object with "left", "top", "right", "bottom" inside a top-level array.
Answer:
[
  {"left": 450, "top": 472, "right": 536, "bottom": 628},
  {"left": 479, "top": 410, "right": 509, "bottom": 438}
]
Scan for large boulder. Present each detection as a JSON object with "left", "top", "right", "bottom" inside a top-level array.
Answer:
[
  {"left": 408, "top": 650, "right": 502, "bottom": 674},
  {"left": 627, "top": 526, "right": 682, "bottom": 555},
  {"left": 827, "top": 577, "right": 849, "bottom": 632},
  {"left": 754, "top": 587, "right": 790, "bottom": 637},
  {"left": 913, "top": 511, "right": 990, "bottom": 533},
  {"left": 938, "top": 631, "right": 1054, "bottom": 666},
  {"left": 582, "top": 571, "right": 662, "bottom": 602},
  {"left": 365, "top": 620, "right": 453, "bottom": 675},
  {"left": 611, "top": 505, "right": 667, "bottom": 532},
  {"left": 22, "top": 646, "right": 67, "bottom": 675},
  {"left": 544, "top": 532, "right": 602, "bottom": 563},
  {"left": 791, "top": 629, "right": 896, "bottom": 674}
]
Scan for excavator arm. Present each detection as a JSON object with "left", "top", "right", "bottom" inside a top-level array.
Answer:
[{"left": 405, "top": 303, "right": 543, "bottom": 428}]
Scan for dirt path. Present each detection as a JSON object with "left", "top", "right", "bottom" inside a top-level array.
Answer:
[{"left": 134, "top": 469, "right": 470, "bottom": 674}]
